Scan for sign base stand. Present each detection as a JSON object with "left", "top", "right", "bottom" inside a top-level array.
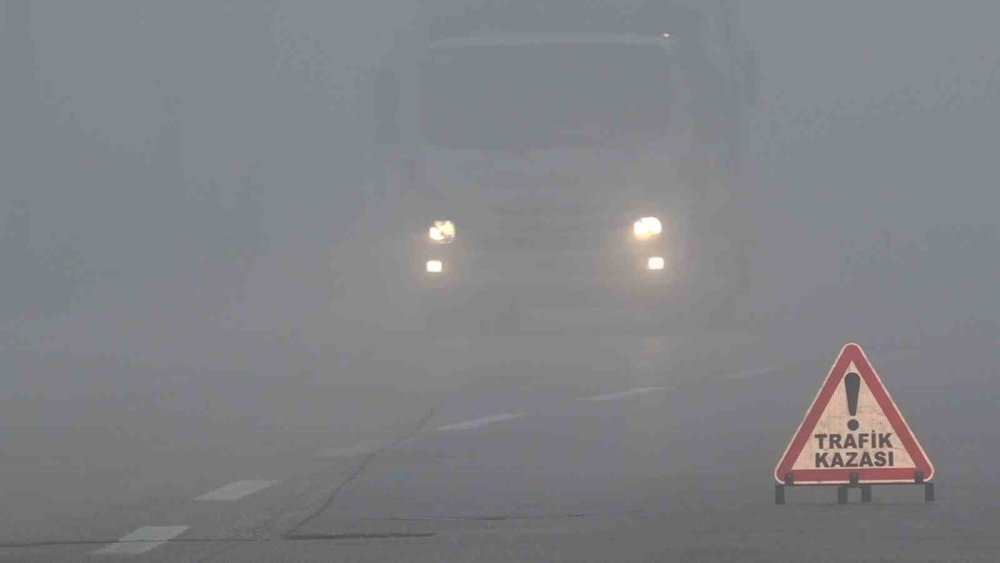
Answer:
[{"left": 775, "top": 470, "right": 935, "bottom": 505}]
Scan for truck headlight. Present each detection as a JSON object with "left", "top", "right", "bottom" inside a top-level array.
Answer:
[
  {"left": 429, "top": 220, "right": 455, "bottom": 244},
  {"left": 633, "top": 217, "right": 662, "bottom": 240}
]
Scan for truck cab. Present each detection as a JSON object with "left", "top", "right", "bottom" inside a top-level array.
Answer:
[{"left": 350, "top": 0, "right": 757, "bottom": 333}]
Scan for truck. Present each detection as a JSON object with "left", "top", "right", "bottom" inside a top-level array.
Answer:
[{"left": 339, "top": 0, "right": 758, "bottom": 334}]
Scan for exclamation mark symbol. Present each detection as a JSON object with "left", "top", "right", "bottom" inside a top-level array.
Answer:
[{"left": 845, "top": 372, "right": 861, "bottom": 431}]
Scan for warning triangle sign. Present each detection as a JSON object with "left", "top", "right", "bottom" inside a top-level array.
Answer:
[{"left": 774, "top": 343, "right": 934, "bottom": 485}]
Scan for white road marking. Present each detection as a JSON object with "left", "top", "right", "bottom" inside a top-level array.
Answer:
[
  {"left": 194, "top": 480, "right": 279, "bottom": 501},
  {"left": 719, "top": 366, "right": 777, "bottom": 380},
  {"left": 577, "top": 387, "right": 665, "bottom": 403},
  {"left": 318, "top": 440, "right": 383, "bottom": 459},
  {"left": 93, "top": 526, "right": 188, "bottom": 555},
  {"left": 436, "top": 413, "right": 528, "bottom": 432}
]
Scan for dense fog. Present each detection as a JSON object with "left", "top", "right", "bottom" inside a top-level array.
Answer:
[
  {"left": 2, "top": 3, "right": 1000, "bottom": 560},
  {"left": 3, "top": 1, "right": 998, "bottom": 369}
]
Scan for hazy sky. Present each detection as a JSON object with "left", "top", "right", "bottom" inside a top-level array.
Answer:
[{"left": 5, "top": 1, "right": 1000, "bottom": 361}]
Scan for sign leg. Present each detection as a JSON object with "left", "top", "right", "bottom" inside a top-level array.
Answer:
[
  {"left": 924, "top": 483, "right": 935, "bottom": 502},
  {"left": 861, "top": 485, "right": 872, "bottom": 503},
  {"left": 837, "top": 485, "right": 848, "bottom": 505},
  {"left": 775, "top": 484, "right": 785, "bottom": 505}
]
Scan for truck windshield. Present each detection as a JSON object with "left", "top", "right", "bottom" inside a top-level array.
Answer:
[{"left": 420, "top": 42, "right": 684, "bottom": 150}]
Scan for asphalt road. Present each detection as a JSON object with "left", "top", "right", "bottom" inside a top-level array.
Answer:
[{"left": 1, "top": 319, "right": 998, "bottom": 562}]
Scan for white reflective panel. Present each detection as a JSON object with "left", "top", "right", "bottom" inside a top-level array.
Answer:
[
  {"left": 426, "top": 260, "right": 443, "bottom": 273},
  {"left": 647, "top": 256, "right": 665, "bottom": 270}
]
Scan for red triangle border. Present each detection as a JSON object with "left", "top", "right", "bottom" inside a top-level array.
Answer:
[{"left": 774, "top": 343, "right": 934, "bottom": 484}]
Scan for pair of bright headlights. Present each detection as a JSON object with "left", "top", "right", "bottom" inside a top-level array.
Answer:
[
  {"left": 429, "top": 217, "right": 662, "bottom": 243},
  {"left": 424, "top": 217, "right": 665, "bottom": 272}
]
